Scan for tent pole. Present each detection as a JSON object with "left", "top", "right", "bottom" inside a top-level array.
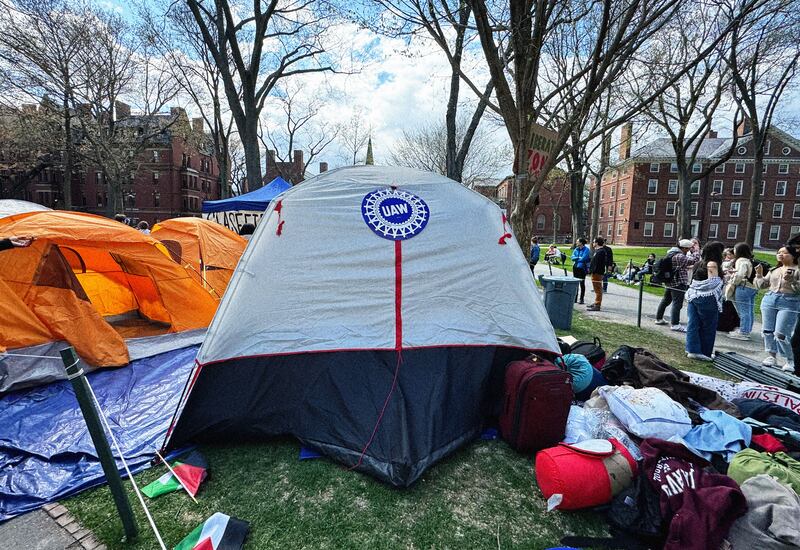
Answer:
[{"left": 60, "top": 347, "right": 138, "bottom": 542}]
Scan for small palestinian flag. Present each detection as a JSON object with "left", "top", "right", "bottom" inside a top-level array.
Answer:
[
  {"left": 142, "top": 451, "right": 207, "bottom": 499},
  {"left": 174, "top": 512, "right": 249, "bottom": 550}
]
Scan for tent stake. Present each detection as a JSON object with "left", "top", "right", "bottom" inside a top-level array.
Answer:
[{"left": 60, "top": 347, "right": 138, "bottom": 542}]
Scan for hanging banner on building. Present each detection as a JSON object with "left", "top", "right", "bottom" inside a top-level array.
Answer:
[
  {"left": 203, "top": 211, "right": 264, "bottom": 234},
  {"left": 527, "top": 123, "right": 558, "bottom": 177}
]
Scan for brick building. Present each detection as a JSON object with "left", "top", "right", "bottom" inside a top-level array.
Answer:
[
  {"left": 2, "top": 104, "right": 222, "bottom": 225},
  {"left": 591, "top": 122, "right": 800, "bottom": 248},
  {"left": 498, "top": 172, "right": 574, "bottom": 243}
]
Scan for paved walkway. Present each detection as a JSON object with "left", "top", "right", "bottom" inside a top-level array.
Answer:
[{"left": 534, "top": 263, "right": 765, "bottom": 361}]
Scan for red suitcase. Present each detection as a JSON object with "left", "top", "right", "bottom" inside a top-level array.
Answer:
[{"left": 499, "top": 355, "right": 573, "bottom": 453}]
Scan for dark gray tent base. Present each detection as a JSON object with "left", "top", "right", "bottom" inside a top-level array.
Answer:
[{"left": 168, "top": 346, "right": 530, "bottom": 486}]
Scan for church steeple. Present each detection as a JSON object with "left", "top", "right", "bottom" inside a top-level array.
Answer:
[{"left": 365, "top": 136, "right": 374, "bottom": 165}]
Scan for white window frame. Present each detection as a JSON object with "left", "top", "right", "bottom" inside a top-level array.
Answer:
[
  {"left": 650, "top": 163, "right": 660, "bottom": 173},
  {"left": 647, "top": 179, "right": 658, "bottom": 194},
  {"left": 710, "top": 201, "right": 721, "bottom": 217},
  {"left": 620, "top": 183, "right": 626, "bottom": 195},
  {"left": 770, "top": 225, "right": 781, "bottom": 241},
  {"left": 796, "top": 181, "right": 800, "bottom": 197},
  {"left": 758, "top": 202, "right": 763, "bottom": 217},
  {"left": 690, "top": 201, "right": 699, "bottom": 217},
  {"left": 761, "top": 181, "right": 766, "bottom": 196},
  {"left": 730, "top": 202, "right": 741, "bottom": 217},
  {"left": 667, "top": 179, "right": 678, "bottom": 194},
  {"left": 735, "top": 162, "right": 745, "bottom": 174},
  {"left": 733, "top": 180, "right": 743, "bottom": 196},
  {"left": 774, "top": 203, "right": 784, "bottom": 218},
  {"left": 666, "top": 201, "right": 677, "bottom": 216},
  {"left": 536, "top": 214, "right": 546, "bottom": 230},
  {"left": 645, "top": 201, "right": 656, "bottom": 216},
  {"left": 643, "top": 222, "right": 654, "bottom": 237},
  {"left": 619, "top": 203, "right": 625, "bottom": 215},
  {"left": 617, "top": 222, "right": 624, "bottom": 236},
  {"left": 607, "top": 223, "right": 612, "bottom": 236},
  {"left": 663, "top": 222, "right": 674, "bottom": 238},
  {"left": 670, "top": 162, "right": 678, "bottom": 173},
  {"left": 763, "top": 164, "right": 769, "bottom": 174},
  {"left": 599, "top": 206, "right": 604, "bottom": 218},
  {"left": 779, "top": 163, "right": 789, "bottom": 174},
  {"left": 794, "top": 204, "right": 800, "bottom": 219},
  {"left": 792, "top": 225, "right": 800, "bottom": 236},
  {"left": 610, "top": 185, "right": 616, "bottom": 198},
  {"left": 777, "top": 181, "right": 787, "bottom": 196},
  {"left": 692, "top": 163, "right": 702, "bottom": 173},
  {"left": 691, "top": 181, "right": 700, "bottom": 195},
  {"left": 712, "top": 180, "right": 723, "bottom": 195},
  {"left": 727, "top": 224, "right": 738, "bottom": 240},
  {"left": 715, "top": 164, "right": 725, "bottom": 173},
  {"left": 708, "top": 223, "right": 719, "bottom": 239}
]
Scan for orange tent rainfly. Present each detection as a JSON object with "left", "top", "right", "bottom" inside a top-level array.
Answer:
[
  {"left": 0, "top": 211, "right": 218, "bottom": 392},
  {"left": 151, "top": 217, "right": 246, "bottom": 298}
]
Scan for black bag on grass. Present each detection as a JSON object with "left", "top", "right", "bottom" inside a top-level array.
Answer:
[
  {"left": 569, "top": 337, "right": 606, "bottom": 369},
  {"left": 601, "top": 346, "right": 638, "bottom": 386}
]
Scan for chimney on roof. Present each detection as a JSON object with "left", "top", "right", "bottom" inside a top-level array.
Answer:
[
  {"left": 319, "top": 161, "right": 328, "bottom": 173},
  {"left": 293, "top": 150, "right": 303, "bottom": 167},
  {"left": 619, "top": 123, "right": 632, "bottom": 161},
  {"left": 170, "top": 107, "right": 187, "bottom": 119},
  {"left": 114, "top": 101, "right": 130, "bottom": 120},
  {"left": 192, "top": 117, "right": 204, "bottom": 133},
  {"left": 736, "top": 117, "right": 752, "bottom": 137}
]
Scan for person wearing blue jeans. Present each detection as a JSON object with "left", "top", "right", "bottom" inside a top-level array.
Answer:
[
  {"left": 735, "top": 286, "right": 758, "bottom": 335},
  {"left": 685, "top": 241, "right": 725, "bottom": 361},
  {"left": 755, "top": 246, "right": 800, "bottom": 372}
]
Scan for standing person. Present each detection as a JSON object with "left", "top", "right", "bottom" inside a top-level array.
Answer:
[
  {"left": 655, "top": 239, "right": 694, "bottom": 332},
  {"left": 789, "top": 234, "right": 800, "bottom": 374},
  {"left": 587, "top": 237, "right": 612, "bottom": 311},
  {"left": 755, "top": 246, "right": 800, "bottom": 372},
  {"left": 685, "top": 241, "right": 725, "bottom": 361},
  {"left": 529, "top": 236, "right": 540, "bottom": 273},
  {"left": 571, "top": 238, "right": 590, "bottom": 304},
  {"left": 726, "top": 243, "right": 757, "bottom": 341},
  {"left": 136, "top": 221, "right": 150, "bottom": 235}
]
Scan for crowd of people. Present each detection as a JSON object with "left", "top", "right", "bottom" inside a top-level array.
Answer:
[{"left": 530, "top": 233, "right": 800, "bottom": 375}]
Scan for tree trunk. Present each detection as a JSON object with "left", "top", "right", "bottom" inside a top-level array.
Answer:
[
  {"left": 242, "top": 116, "right": 262, "bottom": 192},
  {"left": 677, "top": 169, "right": 692, "bottom": 239},
  {"left": 569, "top": 146, "right": 584, "bottom": 240},
  {"left": 745, "top": 144, "right": 764, "bottom": 247},
  {"left": 61, "top": 92, "right": 73, "bottom": 209},
  {"left": 590, "top": 179, "right": 600, "bottom": 239}
]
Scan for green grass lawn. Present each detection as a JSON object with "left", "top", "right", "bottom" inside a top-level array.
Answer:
[{"left": 63, "top": 313, "right": 728, "bottom": 549}]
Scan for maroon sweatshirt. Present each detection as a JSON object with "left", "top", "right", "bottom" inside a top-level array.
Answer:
[{"left": 640, "top": 438, "right": 747, "bottom": 550}]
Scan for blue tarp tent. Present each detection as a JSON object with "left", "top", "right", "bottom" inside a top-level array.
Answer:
[{"left": 202, "top": 177, "right": 291, "bottom": 213}]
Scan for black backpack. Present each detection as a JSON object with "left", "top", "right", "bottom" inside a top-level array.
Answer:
[
  {"left": 569, "top": 337, "right": 606, "bottom": 369},
  {"left": 650, "top": 252, "right": 677, "bottom": 285},
  {"left": 601, "top": 346, "right": 639, "bottom": 386},
  {"left": 747, "top": 259, "right": 771, "bottom": 284}
]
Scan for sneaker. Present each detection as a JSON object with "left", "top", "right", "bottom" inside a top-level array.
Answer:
[
  {"left": 654, "top": 319, "right": 668, "bottom": 326},
  {"left": 586, "top": 304, "right": 601, "bottom": 311},
  {"left": 578, "top": 300, "right": 585, "bottom": 305},
  {"left": 687, "top": 352, "right": 713, "bottom": 362},
  {"left": 762, "top": 356, "right": 777, "bottom": 367},
  {"left": 726, "top": 331, "right": 750, "bottom": 341},
  {"left": 670, "top": 324, "right": 687, "bottom": 333},
  {"left": 782, "top": 362, "right": 796, "bottom": 373}
]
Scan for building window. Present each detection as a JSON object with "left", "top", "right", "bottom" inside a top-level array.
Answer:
[
  {"left": 733, "top": 180, "right": 743, "bottom": 195},
  {"left": 758, "top": 202, "right": 762, "bottom": 217},
  {"left": 646, "top": 201, "right": 656, "bottom": 215},
  {"left": 153, "top": 171, "right": 159, "bottom": 183},
  {"left": 691, "top": 181, "right": 700, "bottom": 195},
  {"left": 710, "top": 201, "right": 721, "bottom": 217},
  {"left": 607, "top": 223, "right": 612, "bottom": 236},
  {"left": 664, "top": 223, "right": 674, "bottom": 238},
  {"left": 95, "top": 171, "right": 103, "bottom": 185},
  {"left": 715, "top": 164, "right": 725, "bottom": 173},
  {"left": 96, "top": 193, "right": 103, "bottom": 207},
  {"left": 670, "top": 162, "right": 678, "bottom": 173},
  {"left": 712, "top": 180, "right": 723, "bottom": 195},
  {"left": 763, "top": 164, "right": 768, "bottom": 174},
  {"left": 730, "top": 202, "right": 741, "bottom": 217},
  {"left": 727, "top": 224, "right": 738, "bottom": 240},
  {"left": 153, "top": 192, "right": 160, "bottom": 207},
  {"left": 617, "top": 223, "right": 623, "bottom": 236},
  {"left": 666, "top": 201, "right": 676, "bottom": 216},
  {"left": 796, "top": 181, "right": 800, "bottom": 196},
  {"left": 650, "top": 163, "right": 659, "bottom": 173},
  {"left": 690, "top": 201, "right": 699, "bottom": 217},
  {"left": 152, "top": 150, "right": 160, "bottom": 162},
  {"left": 610, "top": 185, "right": 616, "bottom": 198},
  {"left": 708, "top": 223, "right": 719, "bottom": 239},
  {"left": 770, "top": 225, "right": 781, "bottom": 241},
  {"left": 668, "top": 179, "right": 678, "bottom": 194},
  {"left": 779, "top": 164, "right": 789, "bottom": 174},
  {"left": 792, "top": 225, "right": 800, "bottom": 236},
  {"left": 774, "top": 203, "right": 784, "bottom": 218},
  {"left": 643, "top": 222, "right": 654, "bottom": 237},
  {"left": 761, "top": 181, "right": 765, "bottom": 196},
  {"left": 692, "top": 163, "right": 702, "bottom": 173},
  {"left": 619, "top": 203, "right": 625, "bottom": 215},
  {"left": 777, "top": 181, "right": 787, "bottom": 196},
  {"left": 620, "top": 183, "right": 626, "bottom": 195},
  {"left": 735, "top": 163, "right": 745, "bottom": 174},
  {"left": 536, "top": 214, "right": 546, "bottom": 230},
  {"left": 794, "top": 204, "right": 800, "bottom": 218},
  {"left": 600, "top": 189, "right": 604, "bottom": 200},
  {"left": 648, "top": 179, "right": 658, "bottom": 194},
  {"left": 737, "top": 146, "right": 747, "bottom": 155},
  {"left": 599, "top": 206, "right": 604, "bottom": 218},
  {"left": 784, "top": 147, "right": 792, "bottom": 156}
]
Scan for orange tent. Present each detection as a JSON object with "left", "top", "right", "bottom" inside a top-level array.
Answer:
[
  {"left": 0, "top": 211, "right": 218, "bottom": 391},
  {"left": 151, "top": 217, "right": 246, "bottom": 298}
]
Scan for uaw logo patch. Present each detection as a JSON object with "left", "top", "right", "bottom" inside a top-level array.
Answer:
[{"left": 361, "top": 188, "right": 429, "bottom": 241}]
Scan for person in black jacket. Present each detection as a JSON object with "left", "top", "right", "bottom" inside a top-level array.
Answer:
[
  {"left": 788, "top": 233, "right": 800, "bottom": 374},
  {"left": 0, "top": 236, "right": 33, "bottom": 251},
  {"left": 587, "top": 236, "right": 613, "bottom": 311}
]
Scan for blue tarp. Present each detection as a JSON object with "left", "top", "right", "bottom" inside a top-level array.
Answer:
[
  {"left": 201, "top": 177, "right": 291, "bottom": 213},
  {"left": 0, "top": 346, "right": 198, "bottom": 521}
]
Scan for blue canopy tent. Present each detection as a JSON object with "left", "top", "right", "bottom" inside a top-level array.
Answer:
[
  {"left": 202, "top": 177, "right": 291, "bottom": 232},
  {"left": 202, "top": 176, "right": 291, "bottom": 213}
]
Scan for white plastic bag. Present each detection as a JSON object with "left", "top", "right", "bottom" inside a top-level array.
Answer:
[{"left": 600, "top": 386, "right": 692, "bottom": 440}]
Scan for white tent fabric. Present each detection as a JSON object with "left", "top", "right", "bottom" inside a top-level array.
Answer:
[
  {"left": 198, "top": 165, "right": 558, "bottom": 365},
  {"left": 0, "top": 200, "right": 51, "bottom": 219}
]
